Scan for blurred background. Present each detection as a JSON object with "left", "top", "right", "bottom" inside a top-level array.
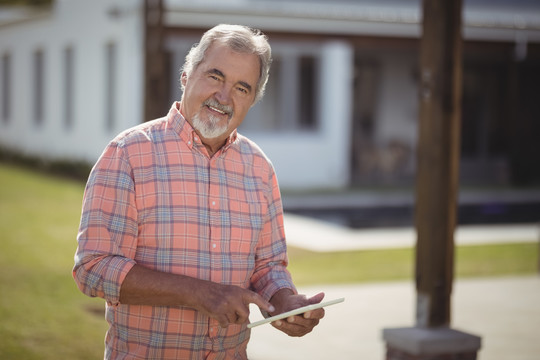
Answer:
[
  {"left": 1, "top": 0, "right": 540, "bottom": 227},
  {"left": 0, "top": 0, "right": 539, "bottom": 359}
]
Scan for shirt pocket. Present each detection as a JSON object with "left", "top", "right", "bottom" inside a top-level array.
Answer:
[{"left": 227, "top": 199, "right": 264, "bottom": 256}]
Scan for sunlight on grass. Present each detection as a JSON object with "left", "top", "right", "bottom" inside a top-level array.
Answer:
[
  {"left": 287, "top": 242, "right": 537, "bottom": 287},
  {"left": 288, "top": 246, "right": 415, "bottom": 285},
  {"left": 0, "top": 164, "right": 107, "bottom": 360}
]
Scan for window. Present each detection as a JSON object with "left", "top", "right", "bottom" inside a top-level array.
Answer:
[
  {"left": 63, "top": 46, "right": 74, "bottom": 130},
  {"left": 240, "top": 57, "right": 281, "bottom": 132},
  {"left": 298, "top": 55, "right": 318, "bottom": 129},
  {"left": 2, "top": 53, "right": 10, "bottom": 124},
  {"left": 105, "top": 42, "right": 116, "bottom": 131},
  {"left": 241, "top": 44, "right": 320, "bottom": 133},
  {"left": 34, "top": 50, "right": 44, "bottom": 126}
]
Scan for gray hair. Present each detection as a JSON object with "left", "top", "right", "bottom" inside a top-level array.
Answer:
[{"left": 181, "top": 24, "right": 272, "bottom": 105}]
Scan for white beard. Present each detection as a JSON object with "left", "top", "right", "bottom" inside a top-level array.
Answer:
[
  {"left": 191, "top": 99, "right": 233, "bottom": 139},
  {"left": 191, "top": 112, "right": 229, "bottom": 139}
]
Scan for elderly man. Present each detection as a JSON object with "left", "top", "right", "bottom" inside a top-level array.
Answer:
[{"left": 73, "top": 24, "right": 324, "bottom": 359}]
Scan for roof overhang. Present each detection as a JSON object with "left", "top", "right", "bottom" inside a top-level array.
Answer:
[
  {"left": 164, "top": 0, "right": 540, "bottom": 43},
  {"left": 0, "top": 6, "right": 51, "bottom": 28}
]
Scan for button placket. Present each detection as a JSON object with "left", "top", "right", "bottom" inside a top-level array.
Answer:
[
  {"left": 209, "top": 196, "right": 220, "bottom": 252},
  {"left": 208, "top": 158, "right": 222, "bottom": 284}
]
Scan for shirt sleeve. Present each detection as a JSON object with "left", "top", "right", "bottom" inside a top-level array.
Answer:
[
  {"left": 73, "top": 141, "right": 138, "bottom": 305},
  {"left": 250, "top": 167, "right": 297, "bottom": 301}
]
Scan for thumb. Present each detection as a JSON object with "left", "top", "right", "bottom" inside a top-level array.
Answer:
[
  {"left": 303, "top": 292, "right": 325, "bottom": 319},
  {"left": 307, "top": 292, "right": 325, "bottom": 305}
]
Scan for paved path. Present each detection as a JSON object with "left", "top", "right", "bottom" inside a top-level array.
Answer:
[
  {"left": 247, "top": 214, "right": 540, "bottom": 359},
  {"left": 283, "top": 213, "right": 539, "bottom": 251},
  {"left": 248, "top": 276, "right": 540, "bottom": 360}
]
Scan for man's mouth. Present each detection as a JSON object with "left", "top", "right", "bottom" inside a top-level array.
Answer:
[
  {"left": 204, "top": 99, "right": 233, "bottom": 118},
  {"left": 208, "top": 105, "right": 228, "bottom": 115}
]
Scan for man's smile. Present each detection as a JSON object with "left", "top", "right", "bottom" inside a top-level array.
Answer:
[
  {"left": 208, "top": 105, "right": 227, "bottom": 115},
  {"left": 204, "top": 99, "right": 233, "bottom": 119}
]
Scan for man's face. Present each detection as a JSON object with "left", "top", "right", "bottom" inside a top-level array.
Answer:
[{"left": 180, "top": 41, "right": 260, "bottom": 143}]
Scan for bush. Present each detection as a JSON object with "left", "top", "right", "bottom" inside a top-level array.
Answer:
[{"left": 0, "top": 146, "right": 92, "bottom": 181}]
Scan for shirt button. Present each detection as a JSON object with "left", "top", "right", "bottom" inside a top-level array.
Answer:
[
  {"left": 212, "top": 201, "right": 216, "bottom": 206},
  {"left": 212, "top": 243, "right": 217, "bottom": 249},
  {"left": 188, "top": 141, "right": 191, "bottom": 145}
]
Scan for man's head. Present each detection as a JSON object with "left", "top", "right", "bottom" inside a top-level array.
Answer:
[
  {"left": 179, "top": 24, "right": 272, "bottom": 147},
  {"left": 181, "top": 24, "right": 272, "bottom": 105}
]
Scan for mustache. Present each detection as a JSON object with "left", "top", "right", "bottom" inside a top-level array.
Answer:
[{"left": 203, "top": 98, "right": 233, "bottom": 118}]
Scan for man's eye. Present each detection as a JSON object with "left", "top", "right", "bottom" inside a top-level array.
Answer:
[{"left": 237, "top": 87, "right": 248, "bottom": 94}]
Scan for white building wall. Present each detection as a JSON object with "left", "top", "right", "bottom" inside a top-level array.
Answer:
[
  {"left": 1, "top": 3, "right": 357, "bottom": 191},
  {"left": 0, "top": 0, "right": 144, "bottom": 163},
  {"left": 375, "top": 50, "right": 418, "bottom": 149},
  {"left": 1, "top": 0, "right": 539, "bottom": 190},
  {"left": 247, "top": 41, "right": 354, "bottom": 190},
  {"left": 0, "top": 2, "right": 420, "bottom": 190}
]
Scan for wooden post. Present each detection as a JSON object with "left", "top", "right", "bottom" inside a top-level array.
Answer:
[
  {"left": 144, "top": 0, "right": 168, "bottom": 122},
  {"left": 383, "top": 2, "right": 481, "bottom": 357},
  {"left": 414, "top": 0, "right": 463, "bottom": 328}
]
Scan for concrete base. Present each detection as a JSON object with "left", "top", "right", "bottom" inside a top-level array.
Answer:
[{"left": 383, "top": 327, "right": 482, "bottom": 360}]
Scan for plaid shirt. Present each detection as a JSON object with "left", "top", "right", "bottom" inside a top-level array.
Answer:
[{"left": 73, "top": 102, "right": 296, "bottom": 359}]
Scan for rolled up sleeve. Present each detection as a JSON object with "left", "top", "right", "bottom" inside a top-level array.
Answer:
[
  {"left": 73, "top": 141, "right": 138, "bottom": 305},
  {"left": 250, "top": 169, "right": 297, "bottom": 300}
]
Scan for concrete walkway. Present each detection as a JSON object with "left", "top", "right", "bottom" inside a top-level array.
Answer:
[
  {"left": 283, "top": 213, "right": 539, "bottom": 251},
  {"left": 248, "top": 276, "right": 540, "bottom": 360},
  {"left": 247, "top": 214, "right": 540, "bottom": 360}
]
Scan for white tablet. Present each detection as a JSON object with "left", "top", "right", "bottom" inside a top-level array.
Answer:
[{"left": 248, "top": 297, "right": 345, "bottom": 328}]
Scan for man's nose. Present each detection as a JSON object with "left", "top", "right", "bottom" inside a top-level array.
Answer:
[{"left": 215, "top": 84, "right": 232, "bottom": 104}]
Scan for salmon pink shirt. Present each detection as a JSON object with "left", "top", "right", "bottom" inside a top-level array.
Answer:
[{"left": 73, "top": 102, "right": 295, "bottom": 359}]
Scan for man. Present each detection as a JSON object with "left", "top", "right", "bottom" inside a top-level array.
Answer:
[{"left": 73, "top": 24, "right": 325, "bottom": 359}]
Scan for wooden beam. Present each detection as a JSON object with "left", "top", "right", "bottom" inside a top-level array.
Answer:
[
  {"left": 414, "top": 0, "right": 463, "bottom": 328},
  {"left": 144, "top": 0, "right": 168, "bottom": 122}
]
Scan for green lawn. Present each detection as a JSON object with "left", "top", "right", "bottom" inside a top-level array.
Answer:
[
  {"left": 0, "top": 163, "right": 537, "bottom": 358},
  {"left": 288, "top": 242, "right": 537, "bottom": 286},
  {"left": 0, "top": 163, "right": 107, "bottom": 359}
]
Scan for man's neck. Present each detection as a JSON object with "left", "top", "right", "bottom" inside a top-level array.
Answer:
[{"left": 202, "top": 138, "right": 226, "bottom": 158}]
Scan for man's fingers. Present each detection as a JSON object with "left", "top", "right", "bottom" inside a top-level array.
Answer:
[
  {"left": 245, "top": 291, "right": 275, "bottom": 314},
  {"left": 303, "top": 292, "right": 325, "bottom": 319},
  {"left": 234, "top": 307, "right": 249, "bottom": 324},
  {"left": 204, "top": 285, "right": 267, "bottom": 327},
  {"left": 273, "top": 317, "right": 320, "bottom": 337},
  {"left": 217, "top": 315, "right": 229, "bottom": 328}
]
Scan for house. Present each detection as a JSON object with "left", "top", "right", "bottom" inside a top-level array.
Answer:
[{"left": 1, "top": 0, "right": 539, "bottom": 190}]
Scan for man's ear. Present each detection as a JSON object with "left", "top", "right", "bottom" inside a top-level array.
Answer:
[{"left": 181, "top": 72, "right": 187, "bottom": 87}]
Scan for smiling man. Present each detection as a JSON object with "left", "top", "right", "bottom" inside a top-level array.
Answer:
[
  {"left": 179, "top": 40, "right": 258, "bottom": 156},
  {"left": 73, "top": 24, "right": 324, "bottom": 359}
]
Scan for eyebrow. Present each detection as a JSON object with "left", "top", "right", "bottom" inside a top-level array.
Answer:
[
  {"left": 208, "top": 68, "right": 253, "bottom": 93},
  {"left": 208, "top": 68, "right": 225, "bottom": 78}
]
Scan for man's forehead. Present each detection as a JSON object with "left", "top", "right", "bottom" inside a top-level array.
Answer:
[
  {"left": 203, "top": 42, "right": 258, "bottom": 66},
  {"left": 198, "top": 44, "right": 259, "bottom": 83}
]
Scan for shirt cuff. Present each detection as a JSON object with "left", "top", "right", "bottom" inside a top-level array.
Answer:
[
  {"left": 258, "top": 277, "right": 297, "bottom": 303},
  {"left": 81, "top": 255, "right": 136, "bottom": 306}
]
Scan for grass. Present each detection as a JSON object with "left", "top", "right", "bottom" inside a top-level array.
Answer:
[
  {"left": 0, "top": 163, "right": 107, "bottom": 359},
  {"left": 0, "top": 163, "right": 538, "bottom": 358},
  {"left": 288, "top": 243, "right": 538, "bottom": 286}
]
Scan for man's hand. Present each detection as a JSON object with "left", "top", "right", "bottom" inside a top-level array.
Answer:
[
  {"left": 195, "top": 281, "right": 275, "bottom": 328},
  {"left": 119, "top": 265, "right": 274, "bottom": 328},
  {"left": 269, "top": 289, "right": 325, "bottom": 337}
]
